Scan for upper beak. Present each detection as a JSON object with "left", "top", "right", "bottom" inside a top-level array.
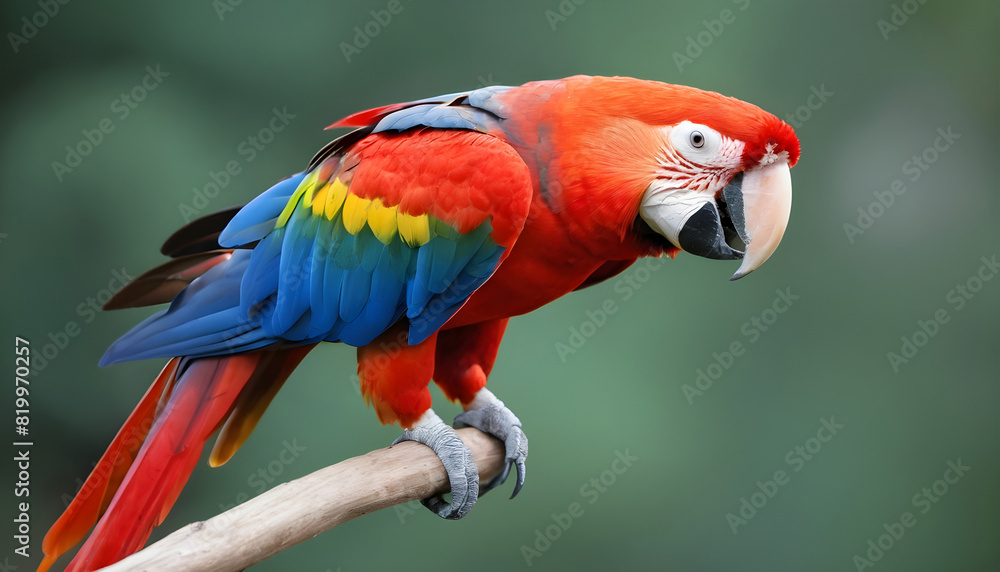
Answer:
[{"left": 639, "top": 160, "right": 793, "bottom": 280}]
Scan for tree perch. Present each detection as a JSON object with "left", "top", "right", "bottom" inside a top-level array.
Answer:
[{"left": 96, "top": 428, "right": 505, "bottom": 572}]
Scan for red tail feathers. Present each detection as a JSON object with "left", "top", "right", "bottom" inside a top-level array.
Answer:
[
  {"left": 38, "top": 358, "right": 180, "bottom": 572},
  {"left": 39, "top": 345, "right": 313, "bottom": 572}
]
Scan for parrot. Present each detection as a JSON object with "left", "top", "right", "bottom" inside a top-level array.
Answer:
[{"left": 39, "top": 75, "right": 799, "bottom": 571}]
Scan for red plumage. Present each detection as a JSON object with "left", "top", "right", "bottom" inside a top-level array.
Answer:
[{"left": 41, "top": 75, "right": 799, "bottom": 570}]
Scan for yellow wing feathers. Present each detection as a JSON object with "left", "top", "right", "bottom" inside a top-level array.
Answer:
[
  {"left": 342, "top": 193, "right": 371, "bottom": 235},
  {"left": 396, "top": 212, "right": 431, "bottom": 247},
  {"left": 367, "top": 200, "right": 399, "bottom": 245},
  {"left": 278, "top": 172, "right": 433, "bottom": 247},
  {"left": 324, "top": 178, "right": 348, "bottom": 219}
]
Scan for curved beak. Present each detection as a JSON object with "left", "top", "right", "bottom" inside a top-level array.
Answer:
[{"left": 639, "top": 160, "right": 792, "bottom": 280}]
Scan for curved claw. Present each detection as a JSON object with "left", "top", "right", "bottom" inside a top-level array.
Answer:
[
  {"left": 453, "top": 389, "right": 528, "bottom": 499},
  {"left": 393, "top": 411, "right": 479, "bottom": 519}
]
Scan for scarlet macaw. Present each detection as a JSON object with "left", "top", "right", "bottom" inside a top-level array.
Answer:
[{"left": 40, "top": 75, "right": 799, "bottom": 571}]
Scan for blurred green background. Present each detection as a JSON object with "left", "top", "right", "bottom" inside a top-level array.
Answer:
[{"left": 2, "top": 1, "right": 998, "bottom": 571}]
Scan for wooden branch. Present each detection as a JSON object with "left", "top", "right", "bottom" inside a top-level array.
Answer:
[{"left": 97, "top": 428, "right": 505, "bottom": 572}]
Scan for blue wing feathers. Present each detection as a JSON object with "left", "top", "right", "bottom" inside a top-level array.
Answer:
[
  {"left": 240, "top": 232, "right": 282, "bottom": 315},
  {"left": 319, "top": 256, "right": 344, "bottom": 336},
  {"left": 271, "top": 207, "right": 317, "bottom": 335},
  {"left": 426, "top": 238, "right": 459, "bottom": 293},
  {"left": 102, "top": 205, "right": 507, "bottom": 364},
  {"left": 100, "top": 251, "right": 267, "bottom": 365},
  {"left": 370, "top": 86, "right": 512, "bottom": 135},
  {"left": 102, "top": 117, "right": 518, "bottom": 364},
  {"left": 219, "top": 173, "right": 306, "bottom": 247},
  {"left": 338, "top": 262, "right": 373, "bottom": 324},
  {"left": 308, "top": 238, "right": 335, "bottom": 337},
  {"left": 406, "top": 238, "right": 505, "bottom": 345},
  {"left": 442, "top": 224, "right": 490, "bottom": 286},
  {"left": 333, "top": 228, "right": 362, "bottom": 268}
]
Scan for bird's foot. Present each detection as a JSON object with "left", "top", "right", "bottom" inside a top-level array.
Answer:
[
  {"left": 454, "top": 388, "right": 528, "bottom": 498},
  {"left": 393, "top": 410, "right": 479, "bottom": 519}
]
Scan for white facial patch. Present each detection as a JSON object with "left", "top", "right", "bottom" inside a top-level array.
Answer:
[
  {"left": 655, "top": 122, "right": 746, "bottom": 195},
  {"left": 668, "top": 120, "right": 723, "bottom": 162},
  {"left": 639, "top": 184, "right": 711, "bottom": 246},
  {"left": 640, "top": 122, "right": 749, "bottom": 251}
]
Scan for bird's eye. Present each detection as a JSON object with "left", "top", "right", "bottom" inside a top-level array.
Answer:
[{"left": 667, "top": 122, "right": 722, "bottom": 161}]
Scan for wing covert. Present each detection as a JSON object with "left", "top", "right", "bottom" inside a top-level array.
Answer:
[{"left": 221, "top": 129, "right": 532, "bottom": 347}]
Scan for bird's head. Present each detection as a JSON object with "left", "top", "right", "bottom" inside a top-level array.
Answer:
[{"left": 517, "top": 76, "right": 800, "bottom": 280}]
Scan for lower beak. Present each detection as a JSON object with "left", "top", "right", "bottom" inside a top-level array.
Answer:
[{"left": 639, "top": 160, "right": 793, "bottom": 280}]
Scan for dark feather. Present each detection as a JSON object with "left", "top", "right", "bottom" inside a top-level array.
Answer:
[
  {"left": 103, "top": 251, "right": 234, "bottom": 310},
  {"left": 307, "top": 127, "right": 373, "bottom": 171},
  {"left": 160, "top": 207, "right": 243, "bottom": 257},
  {"left": 574, "top": 259, "right": 638, "bottom": 291}
]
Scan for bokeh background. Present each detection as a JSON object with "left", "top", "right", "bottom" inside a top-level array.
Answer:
[{"left": 2, "top": 1, "right": 998, "bottom": 571}]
